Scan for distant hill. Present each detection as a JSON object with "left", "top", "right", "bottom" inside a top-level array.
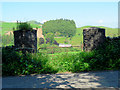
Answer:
[
  {"left": 1, "top": 22, "right": 119, "bottom": 46},
  {"left": 55, "top": 26, "right": 119, "bottom": 46},
  {"left": 77, "top": 26, "right": 118, "bottom": 37},
  {"left": 1, "top": 22, "right": 41, "bottom": 35},
  {"left": 27, "top": 20, "right": 42, "bottom": 25}
]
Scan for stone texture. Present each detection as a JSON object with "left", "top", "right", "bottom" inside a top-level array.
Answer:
[
  {"left": 83, "top": 27, "right": 105, "bottom": 52},
  {"left": 14, "top": 29, "right": 37, "bottom": 53}
]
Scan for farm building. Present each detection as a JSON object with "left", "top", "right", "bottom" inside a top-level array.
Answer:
[{"left": 59, "top": 44, "right": 72, "bottom": 47}]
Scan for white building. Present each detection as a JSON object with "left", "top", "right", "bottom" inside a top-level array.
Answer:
[{"left": 59, "top": 44, "right": 72, "bottom": 47}]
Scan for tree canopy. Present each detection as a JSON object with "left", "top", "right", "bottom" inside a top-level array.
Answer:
[{"left": 42, "top": 19, "right": 76, "bottom": 38}]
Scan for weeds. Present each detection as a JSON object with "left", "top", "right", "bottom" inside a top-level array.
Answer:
[{"left": 2, "top": 37, "right": 120, "bottom": 76}]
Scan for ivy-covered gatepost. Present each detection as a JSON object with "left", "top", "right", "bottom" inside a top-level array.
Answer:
[
  {"left": 83, "top": 27, "right": 105, "bottom": 52},
  {"left": 13, "top": 22, "right": 37, "bottom": 53}
]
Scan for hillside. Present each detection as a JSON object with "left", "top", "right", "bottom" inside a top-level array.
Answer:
[
  {"left": 1, "top": 22, "right": 41, "bottom": 35},
  {"left": 55, "top": 26, "right": 119, "bottom": 46},
  {"left": 27, "top": 20, "right": 42, "bottom": 25},
  {"left": 77, "top": 26, "right": 118, "bottom": 37},
  {"left": 1, "top": 22, "right": 119, "bottom": 46}
]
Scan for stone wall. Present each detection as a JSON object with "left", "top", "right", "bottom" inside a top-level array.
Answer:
[
  {"left": 14, "top": 30, "right": 37, "bottom": 53},
  {"left": 83, "top": 27, "right": 105, "bottom": 52}
]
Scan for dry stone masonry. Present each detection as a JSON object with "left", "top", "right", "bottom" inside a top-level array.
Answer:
[
  {"left": 83, "top": 27, "right": 105, "bottom": 52},
  {"left": 14, "top": 30, "right": 37, "bottom": 53}
]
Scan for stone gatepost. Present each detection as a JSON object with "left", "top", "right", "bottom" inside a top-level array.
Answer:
[
  {"left": 83, "top": 27, "right": 105, "bottom": 52},
  {"left": 14, "top": 30, "right": 37, "bottom": 53}
]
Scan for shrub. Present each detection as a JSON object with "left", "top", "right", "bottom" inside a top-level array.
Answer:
[
  {"left": 88, "top": 36, "right": 120, "bottom": 71},
  {"left": 39, "top": 38, "right": 44, "bottom": 45},
  {"left": 45, "top": 33, "right": 55, "bottom": 45},
  {"left": 16, "top": 22, "right": 33, "bottom": 31},
  {"left": 2, "top": 46, "right": 57, "bottom": 76},
  {"left": 50, "top": 36, "right": 120, "bottom": 73},
  {"left": 2, "top": 36, "right": 120, "bottom": 76},
  {"left": 2, "top": 34, "right": 14, "bottom": 46}
]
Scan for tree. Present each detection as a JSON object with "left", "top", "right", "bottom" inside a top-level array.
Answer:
[
  {"left": 42, "top": 19, "right": 76, "bottom": 38},
  {"left": 45, "top": 33, "right": 55, "bottom": 45}
]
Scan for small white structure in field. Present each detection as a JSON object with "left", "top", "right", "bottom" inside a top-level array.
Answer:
[{"left": 59, "top": 44, "right": 72, "bottom": 47}]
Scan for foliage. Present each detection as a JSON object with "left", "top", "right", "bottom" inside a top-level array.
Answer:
[
  {"left": 55, "top": 32, "right": 61, "bottom": 37},
  {"left": 2, "top": 36, "right": 120, "bottom": 76},
  {"left": 42, "top": 19, "right": 76, "bottom": 38},
  {"left": 2, "top": 46, "right": 57, "bottom": 76},
  {"left": 2, "top": 21, "right": 119, "bottom": 46},
  {"left": 2, "top": 22, "right": 40, "bottom": 35},
  {"left": 0, "top": 35, "right": 2, "bottom": 47},
  {"left": 45, "top": 33, "right": 55, "bottom": 45},
  {"left": 2, "top": 34, "right": 14, "bottom": 46},
  {"left": 39, "top": 38, "right": 44, "bottom": 45},
  {"left": 49, "top": 36, "right": 120, "bottom": 72},
  {"left": 89, "top": 36, "right": 120, "bottom": 70},
  {"left": 54, "top": 25, "right": 118, "bottom": 46},
  {"left": 16, "top": 22, "right": 33, "bottom": 31},
  {"left": 38, "top": 44, "right": 81, "bottom": 54}
]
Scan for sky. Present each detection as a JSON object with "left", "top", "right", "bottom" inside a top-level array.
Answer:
[{"left": 1, "top": 1, "right": 119, "bottom": 28}]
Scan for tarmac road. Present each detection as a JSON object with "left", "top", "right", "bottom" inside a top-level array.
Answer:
[{"left": 2, "top": 70, "right": 120, "bottom": 88}]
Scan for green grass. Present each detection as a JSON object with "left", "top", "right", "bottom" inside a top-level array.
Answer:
[
  {"left": 54, "top": 28, "right": 83, "bottom": 46},
  {"left": 54, "top": 26, "right": 118, "bottom": 46},
  {"left": 48, "top": 51, "right": 80, "bottom": 56},
  {"left": 1, "top": 22, "right": 41, "bottom": 35},
  {"left": 37, "top": 43, "right": 81, "bottom": 54},
  {"left": 2, "top": 37, "right": 120, "bottom": 76},
  {"left": 78, "top": 26, "right": 118, "bottom": 37},
  {"left": 54, "top": 37, "right": 66, "bottom": 43},
  {"left": 1, "top": 22, "right": 119, "bottom": 47}
]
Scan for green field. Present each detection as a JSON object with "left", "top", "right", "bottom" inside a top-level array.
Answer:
[
  {"left": 55, "top": 26, "right": 119, "bottom": 46},
  {"left": 1, "top": 22, "right": 41, "bottom": 35},
  {"left": 1, "top": 22, "right": 119, "bottom": 47}
]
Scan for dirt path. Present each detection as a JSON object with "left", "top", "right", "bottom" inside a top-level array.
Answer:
[{"left": 2, "top": 71, "right": 120, "bottom": 88}]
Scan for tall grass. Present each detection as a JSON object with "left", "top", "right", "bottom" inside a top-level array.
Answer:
[
  {"left": 2, "top": 46, "right": 57, "bottom": 76},
  {"left": 2, "top": 37, "right": 120, "bottom": 76}
]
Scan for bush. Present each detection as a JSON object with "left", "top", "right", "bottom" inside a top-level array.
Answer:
[
  {"left": 2, "top": 46, "right": 57, "bottom": 76},
  {"left": 2, "top": 36, "right": 120, "bottom": 76},
  {"left": 89, "top": 36, "right": 120, "bottom": 70},
  {"left": 39, "top": 38, "right": 44, "bottom": 45},
  {"left": 2, "top": 34, "right": 14, "bottom": 46},
  {"left": 16, "top": 22, "right": 33, "bottom": 31},
  {"left": 50, "top": 36, "right": 120, "bottom": 73}
]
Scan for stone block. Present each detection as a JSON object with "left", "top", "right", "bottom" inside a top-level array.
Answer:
[{"left": 83, "top": 27, "right": 105, "bottom": 51}]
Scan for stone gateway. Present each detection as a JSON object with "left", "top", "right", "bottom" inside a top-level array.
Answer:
[
  {"left": 14, "top": 29, "right": 37, "bottom": 53},
  {"left": 83, "top": 27, "right": 105, "bottom": 52}
]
